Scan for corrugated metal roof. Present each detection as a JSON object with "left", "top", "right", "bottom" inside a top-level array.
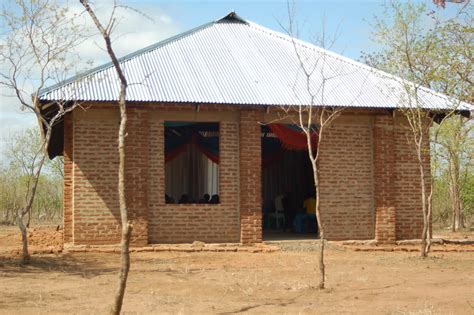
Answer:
[{"left": 39, "top": 12, "right": 472, "bottom": 111}]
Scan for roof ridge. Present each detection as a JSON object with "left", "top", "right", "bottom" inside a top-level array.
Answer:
[{"left": 215, "top": 11, "right": 249, "bottom": 24}]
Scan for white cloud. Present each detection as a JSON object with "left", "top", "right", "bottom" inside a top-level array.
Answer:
[
  {"left": 68, "top": 2, "right": 182, "bottom": 68},
  {"left": 0, "top": 93, "right": 37, "bottom": 159},
  {"left": 159, "top": 14, "right": 173, "bottom": 25}
]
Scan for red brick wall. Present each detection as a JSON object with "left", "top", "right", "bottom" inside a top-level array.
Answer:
[
  {"left": 393, "top": 115, "right": 430, "bottom": 240},
  {"left": 371, "top": 113, "right": 430, "bottom": 241},
  {"left": 125, "top": 109, "right": 149, "bottom": 245},
  {"left": 319, "top": 118, "right": 375, "bottom": 240},
  {"left": 147, "top": 117, "right": 241, "bottom": 244},
  {"left": 72, "top": 109, "right": 121, "bottom": 245},
  {"left": 65, "top": 104, "right": 429, "bottom": 244},
  {"left": 147, "top": 119, "right": 163, "bottom": 242},
  {"left": 239, "top": 110, "right": 263, "bottom": 243},
  {"left": 63, "top": 113, "right": 73, "bottom": 244},
  {"left": 373, "top": 115, "right": 396, "bottom": 243},
  {"left": 70, "top": 108, "right": 152, "bottom": 245}
]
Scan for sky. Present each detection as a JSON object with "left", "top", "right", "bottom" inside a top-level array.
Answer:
[{"left": 0, "top": 0, "right": 464, "bottom": 159}]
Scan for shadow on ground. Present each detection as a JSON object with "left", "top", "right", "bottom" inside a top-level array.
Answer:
[{"left": 0, "top": 253, "right": 117, "bottom": 278}]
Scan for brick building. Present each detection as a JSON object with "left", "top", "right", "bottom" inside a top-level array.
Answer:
[{"left": 38, "top": 13, "right": 468, "bottom": 246}]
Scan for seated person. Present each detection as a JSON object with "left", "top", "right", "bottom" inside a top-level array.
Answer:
[
  {"left": 303, "top": 195, "right": 316, "bottom": 215},
  {"left": 165, "top": 194, "right": 175, "bottom": 204},
  {"left": 294, "top": 194, "right": 317, "bottom": 233},
  {"left": 199, "top": 193, "right": 211, "bottom": 203},
  {"left": 178, "top": 194, "right": 190, "bottom": 204},
  {"left": 209, "top": 194, "right": 220, "bottom": 204}
]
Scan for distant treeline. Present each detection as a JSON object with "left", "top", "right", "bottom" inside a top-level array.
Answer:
[{"left": 1, "top": 128, "right": 63, "bottom": 225}]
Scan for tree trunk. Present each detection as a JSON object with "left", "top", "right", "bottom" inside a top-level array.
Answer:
[
  {"left": 313, "top": 160, "right": 325, "bottom": 289},
  {"left": 317, "top": 227, "right": 326, "bottom": 289},
  {"left": 110, "top": 89, "right": 132, "bottom": 315},
  {"left": 307, "top": 121, "right": 325, "bottom": 290},
  {"left": 111, "top": 223, "right": 132, "bottom": 315},
  {"left": 16, "top": 135, "right": 49, "bottom": 264},
  {"left": 78, "top": 2, "right": 133, "bottom": 313},
  {"left": 452, "top": 189, "right": 462, "bottom": 232},
  {"left": 449, "top": 153, "right": 463, "bottom": 231},
  {"left": 446, "top": 116, "right": 465, "bottom": 232},
  {"left": 417, "top": 142, "right": 429, "bottom": 258},
  {"left": 16, "top": 209, "right": 29, "bottom": 263},
  {"left": 426, "top": 172, "right": 434, "bottom": 253}
]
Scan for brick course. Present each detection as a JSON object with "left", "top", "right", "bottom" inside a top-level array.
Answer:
[
  {"left": 72, "top": 109, "right": 121, "bottom": 245},
  {"left": 63, "top": 113, "right": 73, "bottom": 244},
  {"left": 63, "top": 104, "right": 429, "bottom": 244},
  {"left": 239, "top": 110, "right": 263, "bottom": 243},
  {"left": 125, "top": 109, "right": 149, "bottom": 245},
  {"left": 373, "top": 115, "right": 396, "bottom": 243},
  {"left": 319, "top": 118, "right": 375, "bottom": 240},
  {"left": 393, "top": 115, "right": 431, "bottom": 240}
]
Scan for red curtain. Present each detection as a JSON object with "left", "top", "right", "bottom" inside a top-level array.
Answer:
[
  {"left": 268, "top": 124, "right": 318, "bottom": 150},
  {"left": 197, "top": 143, "right": 219, "bottom": 164},
  {"left": 165, "top": 133, "right": 219, "bottom": 164},
  {"left": 165, "top": 143, "right": 189, "bottom": 163},
  {"left": 166, "top": 124, "right": 316, "bottom": 164}
]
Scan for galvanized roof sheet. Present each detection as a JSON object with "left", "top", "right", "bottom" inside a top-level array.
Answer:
[{"left": 39, "top": 12, "right": 472, "bottom": 111}]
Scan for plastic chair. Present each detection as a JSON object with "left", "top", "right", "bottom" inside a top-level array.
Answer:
[{"left": 268, "top": 195, "right": 285, "bottom": 230}]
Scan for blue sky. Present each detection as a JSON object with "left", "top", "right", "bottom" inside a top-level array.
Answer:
[
  {"left": 0, "top": 0, "right": 464, "bottom": 157},
  {"left": 123, "top": 1, "right": 390, "bottom": 60},
  {"left": 126, "top": 0, "right": 461, "bottom": 59},
  {"left": 143, "top": 0, "right": 383, "bottom": 60}
]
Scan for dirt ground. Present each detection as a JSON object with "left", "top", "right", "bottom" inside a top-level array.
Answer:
[{"left": 1, "top": 226, "right": 474, "bottom": 314}]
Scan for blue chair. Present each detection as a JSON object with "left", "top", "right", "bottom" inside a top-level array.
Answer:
[{"left": 293, "top": 213, "right": 317, "bottom": 233}]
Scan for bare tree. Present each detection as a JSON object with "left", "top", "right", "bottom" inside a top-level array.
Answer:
[
  {"left": 296, "top": 103, "right": 343, "bottom": 290},
  {"left": 400, "top": 100, "right": 436, "bottom": 257},
  {"left": 277, "top": 4, "right": 368, "bottom": 288},
  {"left": 290, "top": 60, "right": 344, "bottom": 289},
  {"left": 431, "top": 5, "right": 473, "bottom": 232},
  {"left": 79, "top": 1, "right": 132, "bottom": 313},
  {"left": 435, "top": 116, "right": 473, "bottom": 231},
  {"left": 0, "top": 0, "right": 87, "bottom": 263},
  {"left": 368, "top": 1, "right": 470, "bottom": 256},
  {"left": 397, "top": 75, "right": 465, "bottom": 258}
]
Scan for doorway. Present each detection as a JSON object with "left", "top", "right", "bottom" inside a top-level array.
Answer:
[{"left": 261, "top": 124, "right": 318, "bottom": 240}]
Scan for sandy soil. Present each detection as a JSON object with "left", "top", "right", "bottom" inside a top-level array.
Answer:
[{"left": 1, "top": 226, "right": 473, "bottom": 314}]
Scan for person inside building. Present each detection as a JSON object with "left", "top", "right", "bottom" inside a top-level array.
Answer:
[
  {"left": 199, "top": 193, "right": 210, "bottom": 203},
  {"left": 294, "top": 193, "right": 318, "bottom": 233},
  {"left": 209, "top": 194, "right": 220, "bottom": 204},
  {"left": 179, "top": 194, "right": 191, "bottom": 204},
  {"left": 303, "top": 193, "right": 318, "bottom": 233},
  {"left": 303, "top": 194, "right": 316, "bottom": 215},
  {"left": 165, "top": 194, "right": 175, "bottom": 204}
]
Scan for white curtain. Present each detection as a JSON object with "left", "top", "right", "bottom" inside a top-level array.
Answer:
[{"left": 165, "top": 143, "right": 219, "bottom": 202}]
